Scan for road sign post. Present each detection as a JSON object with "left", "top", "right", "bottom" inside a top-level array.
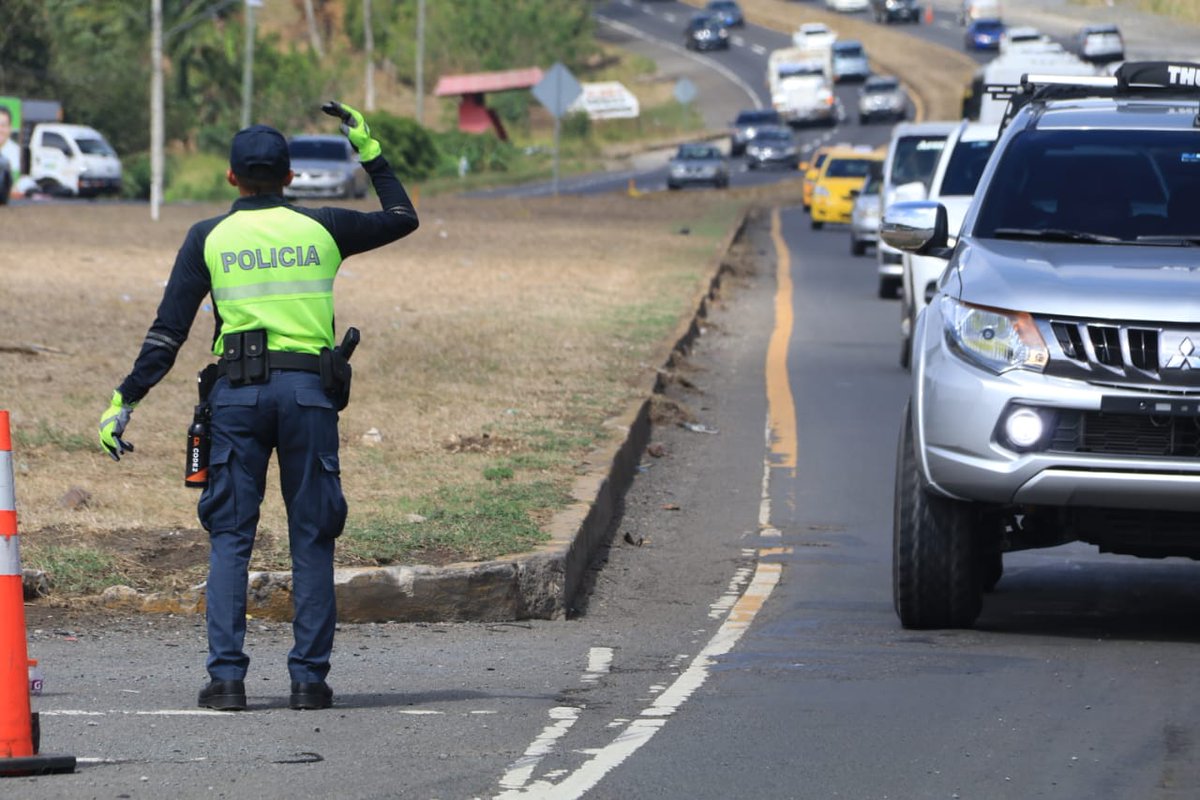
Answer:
[{"left": 532, "top": 62, "right": 582, "bottom": 197}]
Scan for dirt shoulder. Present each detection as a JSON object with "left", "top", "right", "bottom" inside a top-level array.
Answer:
[{"left": 4, "top": 182, "right": 794, "bottom": 605}]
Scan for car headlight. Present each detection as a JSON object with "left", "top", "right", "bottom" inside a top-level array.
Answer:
[
  {"left": 813, "top": 185, "right": 830, "bottom": 198},
  {"left": 940, "top": 296, "right": 1049, "bottom": 374}
]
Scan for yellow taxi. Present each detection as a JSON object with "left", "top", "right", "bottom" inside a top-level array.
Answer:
[
  {"left": 810, "top": 147, "right": 884, "bottom": 230},
  {"left": 800, "top": 146, "right": 835, "bottom": 212}
]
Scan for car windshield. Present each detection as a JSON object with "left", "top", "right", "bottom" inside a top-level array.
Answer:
[
  {"left": 889, "top": 135, "right": 946, "bottom": 189},
  {"left": 974, "top": 128, "right": 1200, "bottom": 244},
  {"left": 76, "top": 137, "right": 115, "bottom": 156},
  {"left": 976, "top": 20, "right": 1004, "bottom": 32},
  {"left": 289, "top": 140, "right": 350, "bottom": 161},
  {"left": 825, "top": 158, "right": 876, "bottom": 179},
  {"left": 835, "top": 45, "right": 863, "bottom": 57},
  {"left": 737, "top": 111, "right": 780, "bottom": 125},
  {"left": 863, "top": 169, "right": 884, "bottom": 194},
  {"left": 866, "top": 80, "right": 899, "bottom": 93},
  {"left": 708, "top": 1, "right": 737, "bottom": 9},
  {"left": 678, "top": 145, "right": 720, "bottom": 160},
  {"left": 756, "top": 129, "right": 792, "bottom": 142},
  {"left": 939, "top": 138, "right": 996, "bottom": 196}
]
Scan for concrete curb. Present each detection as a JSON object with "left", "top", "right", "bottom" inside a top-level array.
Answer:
[{"left": 87, "top": 210, "right": 751, "bottom": 623}]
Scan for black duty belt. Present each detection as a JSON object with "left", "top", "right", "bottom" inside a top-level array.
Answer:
[{"left": 216, "top": 350, "right": 321, "bottom": 377}]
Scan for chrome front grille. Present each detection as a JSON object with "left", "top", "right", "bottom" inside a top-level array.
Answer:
[{"left": 1043, "top": 318, "right": 1200, "bottom": 389}]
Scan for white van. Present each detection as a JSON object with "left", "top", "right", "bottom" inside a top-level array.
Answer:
[{"left": 28, "top": 123, "right": 122, "bottom": 197}]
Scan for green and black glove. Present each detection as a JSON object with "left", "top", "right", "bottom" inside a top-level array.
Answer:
[
  {"left": 321, "top": 100, "right": 381, "bottom": 162},
  {"left": 98, "top": 389, "right": 136, "bottom": 461}
]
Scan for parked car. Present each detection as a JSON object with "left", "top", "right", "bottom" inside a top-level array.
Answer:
[
  {"left": 744, "top": 125, "right": 799, "bottom": 170},
  {"left": 704, "top": 0, "right": 745, "bottom": 27},
  {"left": 857, "top": 75, "right": 906, "bottom": 123},
  {"left": 810, "top": 147, "right": 883, "bottom": 229},
  {"left": 685, "top": 13, "right": 731, "bottom": 51},
  {"left": 884, "top": 63, "right": 1200, "bottom": 630},
  {"left": 964, "top": 18, "right": 1005, "bottom": 51},
  {"left": 1077, "top": 23, "right": 1124, "bottom": 63},
  {"left": 729, "top": 108, "right": 784, "bottom": 155},
  {"left": 830, "top": 40, "right": 872, "bottom": 82},
  {"left": 284, "top": 134, "right": 369, "bottom": 200},
  {"left": 849, "top": 164, "right": 883, "bottom": 256},
  {"left": 870, "top": 0, "right": 922, "bottom": 24},
  {"left": 667, "top": 142, "right": 729, "bottom": 190}
]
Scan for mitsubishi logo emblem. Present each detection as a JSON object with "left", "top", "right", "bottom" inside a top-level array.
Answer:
[{"left": 1164, "top": 335, "right": 1200, "bottom": 370}]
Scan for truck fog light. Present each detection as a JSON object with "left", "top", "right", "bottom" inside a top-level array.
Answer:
[{"left": 1005, "top": 407, "right": 1044, "bottom": 448}]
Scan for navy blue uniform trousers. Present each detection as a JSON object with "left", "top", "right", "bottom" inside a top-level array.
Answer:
[{"left": 198, "top": 369, "right": 347, "bottom": 684}]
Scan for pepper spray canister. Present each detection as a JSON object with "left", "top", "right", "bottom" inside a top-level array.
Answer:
[{"left": 185, "top": 403, "right": 210, "bottom": 488}]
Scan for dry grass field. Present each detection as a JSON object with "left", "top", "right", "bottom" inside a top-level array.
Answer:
[{"left": 0, "top": 187, "right": 764, "bottom": 595}]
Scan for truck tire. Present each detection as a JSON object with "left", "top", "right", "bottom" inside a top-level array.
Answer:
[{"left": 893, "top": 401, "right": 983, "bottom": 629}]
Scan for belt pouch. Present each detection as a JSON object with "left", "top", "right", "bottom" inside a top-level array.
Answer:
[{"left": 222, "top": 329, "right": 269, "bottom": 385}]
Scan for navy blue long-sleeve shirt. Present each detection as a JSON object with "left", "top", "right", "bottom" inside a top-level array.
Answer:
[{"left": 117, "top": 155, "right": 418, "bottom": 404}]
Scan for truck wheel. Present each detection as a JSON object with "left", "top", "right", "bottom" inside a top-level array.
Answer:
[
  {"left": 851, "top": 236, "right": 866, "bottom": 256},
  {"left": 811, "top": 219, "right": 824, "bottom": 230},
  {"left": 979, "top": 550, "right": 1003, "bottom": 593},
  {"left": 893, "top": 401, "right": 983, "bottom": 629},
  {"left": 878, "top": 276, "right": 899, "bottom": 299},
  {"left": 899, "top": 333, "right": 911, "bottom": 369}
]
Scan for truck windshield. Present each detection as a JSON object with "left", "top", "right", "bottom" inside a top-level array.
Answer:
[
  {"left": 974, "top": 129, "right": 1200, "bottom": 244},
  {"left": 939, "top": 138, "right": 996, "bottom": 196},
  {"left": 889, "top": 135, "right": 946, "bottom": 190},
  {"left": 76, "top": 137, "right": 115, "bottom": 156}
]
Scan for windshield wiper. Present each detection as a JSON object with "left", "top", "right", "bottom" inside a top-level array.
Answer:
[
  {"left": 992, "top": 228, "right": 1122, "bottom": 244},
  {"left": 1135, "top": 235, "right": 1200, "bottom": 246}
]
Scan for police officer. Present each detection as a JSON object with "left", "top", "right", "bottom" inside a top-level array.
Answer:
[{"left": 98, "top": 102, "right": 418, "bottom": 711}]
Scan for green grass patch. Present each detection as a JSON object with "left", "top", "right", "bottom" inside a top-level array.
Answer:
[
  {"left": 340, "top": 480, "right": 570, "bottom": 565},
  {"left": 14, "top": 420, "right": 93, "bottom": 453},
  {"left": 25, "top": 545, "right": 131, "bottom": 595},
  {"left": 165, "top": 152, "right": 237, "bottom": 203}
]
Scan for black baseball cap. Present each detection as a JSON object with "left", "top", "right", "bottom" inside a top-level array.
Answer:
[{"left": 229, "top": 124, "right": 290, "bottom": 179}]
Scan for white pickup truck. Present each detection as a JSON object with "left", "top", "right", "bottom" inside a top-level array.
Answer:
[{"left": 25, "top": 123, "right": 122, "bottom": 197}]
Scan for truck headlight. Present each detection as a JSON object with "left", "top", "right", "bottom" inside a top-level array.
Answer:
[{"left": 940, "top": 296, "right": 1048, "bottom": 374}]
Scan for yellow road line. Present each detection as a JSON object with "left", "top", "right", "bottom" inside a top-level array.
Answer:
[{"left": 766, "top": 208, "right": 798, "bottom": 473}]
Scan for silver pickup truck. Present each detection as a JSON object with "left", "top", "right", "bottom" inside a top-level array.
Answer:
[{"left": 882, "top": 62, "right": 1200, "bottom": 629}]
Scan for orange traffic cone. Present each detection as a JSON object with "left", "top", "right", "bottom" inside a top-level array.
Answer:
[
  {"left": 0, "top": 410, "right": 74, "bottom": 777},
  {"left": 924, "top": 4, "right": 934, "bottom": 24}
]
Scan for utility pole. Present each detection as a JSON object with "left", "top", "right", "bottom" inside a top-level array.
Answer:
[
  {"left": 151, "top": 0, "right": 163, "bottom": 221},
  {"left": 415, "top": 0, "right": 425, "bottom": 124},
  {"left": 241, "top": 0, "right": 261, "bottom": 129},
  {"left": 302, "top": 0, "right": 323, "bottom": 57},
  {"left": 363, "top": 0, "right": 375, "bottom": 111}
]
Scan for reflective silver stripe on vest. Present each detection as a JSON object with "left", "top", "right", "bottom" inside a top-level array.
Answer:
[{"left": 211, "top": 278, "right": 335, "bottom": 302}]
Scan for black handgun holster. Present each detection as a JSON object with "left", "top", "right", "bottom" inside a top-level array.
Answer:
[
  {"left": 222, "top": 329, "right": 269, "bottom": 386},
  {"left": 319, "top": 347, "right": 352, "bottom": 411}
]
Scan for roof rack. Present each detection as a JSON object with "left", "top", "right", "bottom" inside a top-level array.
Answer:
[{"left": 987, "top": 61, "right": 1200, "bottom": 131}]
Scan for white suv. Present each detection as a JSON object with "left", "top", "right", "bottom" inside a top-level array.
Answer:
[
  {"left": 883, "top": 63, "right": 1200, "bottom": 629},
  {"left": 898, "top": 120, "right": 999, "bottom": 368}
]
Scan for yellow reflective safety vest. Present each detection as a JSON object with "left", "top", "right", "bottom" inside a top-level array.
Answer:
[{"left": 204, "top": 206, "right": 342, "bottom": 356}]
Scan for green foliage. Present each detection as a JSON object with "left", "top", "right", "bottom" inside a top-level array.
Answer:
[
  {"left": 431, "top": 130, "right": 516, "bottom": 176},
  {"left": 368, "top": 112, "right": 439, "bottom": 181},
  {"left": 561, "top": 111, "right": 591, "bottom": 141},
  {"left": 25, "top": 545, "right": 130, "bottom": 594},
  {"left": 341, "top": 480, "right": 568, "bottom": 564},
  {"left": 121, "top": 152, "right": 153, "bottom": 200}
]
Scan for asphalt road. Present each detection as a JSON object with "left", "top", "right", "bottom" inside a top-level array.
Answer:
[{"left": 18, "top": 4, "right": 1200, "bottom": 800}]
